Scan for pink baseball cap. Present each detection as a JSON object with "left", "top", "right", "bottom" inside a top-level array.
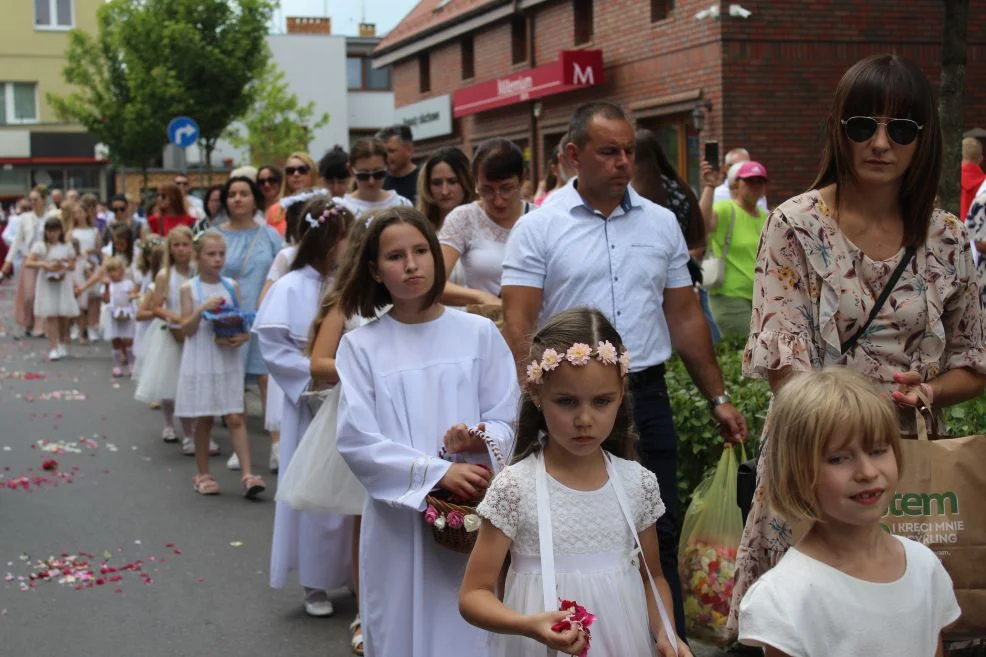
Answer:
[{"left": 735, "top": 161, "right": 768, "bottom": 181}]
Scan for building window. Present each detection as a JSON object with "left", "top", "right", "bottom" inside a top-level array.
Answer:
[
  {"left": 511, "top": 15, "right": 527, "bottom": 65},
  {"left": 366, "top": 64, "right": 391, "bottom": 91},
  {"left": 346, "top": 57, "right": 363, "bottom": 90},
  {"left": 0, "top": 83, "right": 39, "bottom": 124},
  {"left": 419, "top": 53, "right": 431, "bottom": 93},
  {"left": 651, "top": 0, "right": 674, "bottom": 22},
  {"left": 574, "top": 0, "right": 593, "bottom": 45},
  {"left": 461, "top": 35, "right": 475, "bottom": 80},
  {"left": 35, "top": 0, "right": 73, "bottom": 29}
]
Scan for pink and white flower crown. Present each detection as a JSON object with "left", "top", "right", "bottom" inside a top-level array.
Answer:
[{"left": 526, "top": 341, "right": 630, "bottom": 384}]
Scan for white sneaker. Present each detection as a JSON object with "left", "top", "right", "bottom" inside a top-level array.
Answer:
[
  {"left": 208, "top": 439, "right": 220, "bottom": 456},
  {"left": 227, "top": 452, "right": 240, "bottom": 470},
  {"left": 70, "top": 325, "right": 80, "bottom": 341},
  {"left": 181, "top": 437, "right": 195, "bottom": 456},
  {"left": 87, "top": 328, "right": 100, "bottom": 342},
  {"left": 48, "top": 348, "right": 61, "bottom": 361},
  {"left": 304, "top": 590, "right": 334, "bottom": 617},
  {"left": 269, "top": 442, "right": 279, "bottom": 473},
  {"left": 57, "top": 343, "right": 68, "bottom": 358}
]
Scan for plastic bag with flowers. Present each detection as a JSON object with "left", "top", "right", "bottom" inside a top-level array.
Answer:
[{"left": 678, "top": 444, "right": 746, "bottom": 645}]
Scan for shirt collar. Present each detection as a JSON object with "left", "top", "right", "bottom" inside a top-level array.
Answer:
[{"left": 560, "top": 178, "right": 639, "bottom": 217}]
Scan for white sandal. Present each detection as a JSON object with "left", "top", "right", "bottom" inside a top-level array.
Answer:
[{"left": 349, "top": 616, "right": 363, "bottom": 656}]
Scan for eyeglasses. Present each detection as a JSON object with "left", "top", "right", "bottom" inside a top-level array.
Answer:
[
  {"left": 257, "top": 177, "right": 281, "bottom": 186},
  {"left": 285, "top": 165, "right": 311, "bottom": 176},
  {"left": 841, "top": 116, "right": 923, "bottom": 146},
  {"left": 175, "top": 180, "right": 189, "bottom": 187},
  {"left": 477, "top": 184, "right": 520, "bottom": 201},
  {"left": 111, "top": 205, "right": 127, "bottom": 212},
  {"left": 354, "top": 169, "right": 387, "bottom": 182}
]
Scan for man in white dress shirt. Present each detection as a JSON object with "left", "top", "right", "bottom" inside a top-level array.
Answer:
[{"left": 501, "top": 102, "right": 747, "bottom": 640}]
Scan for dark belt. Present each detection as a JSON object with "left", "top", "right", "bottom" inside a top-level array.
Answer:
[{"left": 627, "top": 363, "right": 666, "bottom": 389}]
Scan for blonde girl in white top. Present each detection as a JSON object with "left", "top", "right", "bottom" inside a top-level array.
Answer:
[
  {"left": 73, "top": 194, "right": 103, "bottom": 343},
  {"left": 738, "top": 368, "right": 960, "bottom": 657}
]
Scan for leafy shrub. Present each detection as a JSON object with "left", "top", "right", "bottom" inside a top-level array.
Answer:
[{"left": 669, "top": 337, "right": 986, "bottom": 511}]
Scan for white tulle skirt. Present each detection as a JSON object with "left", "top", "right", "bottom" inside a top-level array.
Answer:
[
  {"left": 134, "top": 319, "right": 183, "bottom": 403},
  {"left": 493, "top": 552, "right": 656, "bottom": 657}
]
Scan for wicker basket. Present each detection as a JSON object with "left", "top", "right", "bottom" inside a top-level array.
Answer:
[
  {"left": 203, "top": 309, "right": 256, "bottom": 337},
  {"left": 424, "top": 428, "right": 505, "bottom": 554}
]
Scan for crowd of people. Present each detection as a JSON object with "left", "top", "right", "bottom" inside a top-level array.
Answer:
[{"left": 1, "top": 52, "right": 983, "bottom": 657}]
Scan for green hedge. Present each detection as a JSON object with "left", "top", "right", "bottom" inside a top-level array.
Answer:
[{"left": 668, "top": 337, "right": 986, "bottom": 510}]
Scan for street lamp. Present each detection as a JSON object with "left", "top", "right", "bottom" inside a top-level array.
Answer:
[{"left": 691, "top": 105, "right": 705, "bottom": 133}]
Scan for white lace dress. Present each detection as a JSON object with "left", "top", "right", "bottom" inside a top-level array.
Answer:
[
  {"left": 438, "top": 201, "right": 523, "bottom": 296},
  {"left": 477, "top": 453, "right": 665, "bottom": 657},
  {"left": 134, "top": 270, "right": 189, "bottom": 403}
]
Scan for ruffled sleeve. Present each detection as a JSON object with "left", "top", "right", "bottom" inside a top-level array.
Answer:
[
  {"left": 743, "top": 207, "right": 819, "bottom": 379},
  {"left": 935, "top": 213, "right": 986, "bottom": 375},
  {"left": 476, "top": 465, "right": 521, "bottom": 540}
]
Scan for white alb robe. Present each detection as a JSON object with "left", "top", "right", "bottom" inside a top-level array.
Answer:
[
  {"left": 335, "top": 308, "right": 520, "bottom": 657},
  {"left": 253, "top": 265, "right": 353, "bottom": 591}
]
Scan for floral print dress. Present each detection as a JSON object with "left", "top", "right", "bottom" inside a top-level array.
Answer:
[{"left": 728, "top": 190, "right": 986, "bottom": 633}]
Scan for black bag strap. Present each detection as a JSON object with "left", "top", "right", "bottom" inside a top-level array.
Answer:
[{"left": 840, "top": 245, "right": 916, "bottom": 355}]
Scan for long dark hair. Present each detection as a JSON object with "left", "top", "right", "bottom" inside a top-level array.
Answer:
[
  {"left": 337, "top": 206, "right": 446, "bottom": 319},
  {"left": 633, "top": 129, "right": 706, "bottom": 250},
  {"left": 512, "top": 307, "right": 637, "bottom": 464},
  {"left": 110, "top": 222, "right": 134, "bottom": 265},
  {"left": 416, "top": 148, "right": 476, "bottom": 230},
  {"left": 306, "top": 217, "right": 370, "bottom": 353},
  {"left": 810, "top": 54, "right": 941, "bottom": 247},
  {"left": 289, "top": 197, "right": 354, "bottom": 273}
]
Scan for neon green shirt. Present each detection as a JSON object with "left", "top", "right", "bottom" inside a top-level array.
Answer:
[{"left": 708, "top": 200, "right": 768, "bottom": 300}]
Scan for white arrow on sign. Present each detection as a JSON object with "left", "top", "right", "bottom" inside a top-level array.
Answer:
[{"left": 175, "top": 125, "right": 197, "bottom": 144}]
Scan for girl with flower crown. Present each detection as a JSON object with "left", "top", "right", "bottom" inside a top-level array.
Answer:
[
  {"left": 253, "top": 197, "right": 357, "bottom": 617},
  {"left": 460, "top": 307, "right": 691, "bottom": 657},
  {"left": 334, "top": 206, "right": 519, "bottom": 657}
]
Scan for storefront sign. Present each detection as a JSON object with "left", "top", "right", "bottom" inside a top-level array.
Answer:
[
  {"left": 452, "top": 50, "right": 604, "bottom": 118},
  {"left": 394, "top": 95, "right": 453, "bottom": 141}
]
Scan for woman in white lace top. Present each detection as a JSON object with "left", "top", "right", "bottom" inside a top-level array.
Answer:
[
  {"left": 460, "top": 307, "right": 689, "bottom": 657},
  {"left": 438, "top": 138, "right": 532, "bottom": 306}
]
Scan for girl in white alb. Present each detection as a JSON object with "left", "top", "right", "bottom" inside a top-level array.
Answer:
[
  {"left": 68, "top": 200, "right": 102, "bottom": 344},
  {"left": 131, "top": 235, "right": 164, "bottom": 377},
  {"left": 334, "top": 207, "right": 520, "bottom": 657},
  {"left": 253, "top": 197, "right": 355, "bottom": 617},
  {"left": 27, "top": 216, "right": 79, "bottom": 361},
  {"left": 738, "top": 368, "right": 960, "bottom": 657},
  {"left": 135, "top": 226, "right": 197, "bottom": 446},
  {"left": 460, "top": 307, "right": 688, "bottom": 657},
  {"left": 175, "top": 229, "right": 265, "bottom": 499}
]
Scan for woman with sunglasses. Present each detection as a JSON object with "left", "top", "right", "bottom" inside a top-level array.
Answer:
[
  {"left": 149, "top": 183, "right": 196, "bottom": 237},
  {"left": 437, "top": 138, "right": 532, "bottom": 306},
  {"left": 339, "top": 138, "right": 412, "bottom": 221},
  {"left": 257, "top": 165, "right": 283, "bottom": 211},
  {"left": 266, "top": 154, "right": 316, "bottom": 238},
  {"left": 729, "top": 54, "right": 986, "bottom": 636}
]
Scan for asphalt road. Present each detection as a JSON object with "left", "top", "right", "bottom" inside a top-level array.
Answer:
[{"left": 0, "top": 284, "right": 726, "bottom": 657}]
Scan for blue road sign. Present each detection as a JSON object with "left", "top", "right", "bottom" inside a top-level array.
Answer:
[{"left": 167, "top": 116, "right": 200, "bottom": 148}]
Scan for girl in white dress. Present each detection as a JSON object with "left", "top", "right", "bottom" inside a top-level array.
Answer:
[
  {"left": 335, "top": 206, "right": 520, "bottom": 657},
  {"left": 737, "top": 368, "right": 960, "bottom": 657},
  {"left": 339, "top": 139, "right": 412, "bottom": 223},
  {"left": 68, "top": 198, "right": 102, "bottom": 344},
  {"left": 78, "top": 222, "right": 136, "bottom": 342},
  {"left": 27, "top": 216, "right": 79, "bottom": 361},
  {"left": 131, "top": 235, "right": 165, "bottom": 380},
  {"left": 101, "top": 256, "right": 138, "bottom": 377},
  {"left": 135, "top": 226, "right": 197, "bottom": 445},
  {"left": 253, "top": 197, "right": 355, "bottom": 617},
  {"left": 175, "top": 229, "right": 265, "bottom": 498},
  {"left": 460, "top": 307, "right": 689, "bottom": 657}
]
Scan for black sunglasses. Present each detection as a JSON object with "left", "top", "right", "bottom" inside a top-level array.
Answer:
[
  {"left": 354, "top": 169, "right": 387, "bottom": 182},
  {"left": 111, "top": 205, "right": 127, "bottom": 212},
  {"left": 257, "top": 176, "right": 280, "bottom": 186},
  {"left": 841, "top": 116, "right": 923, "bottom": 146},
  {"left": 285, "top": 165, "right": 310, "bottom": 176}
]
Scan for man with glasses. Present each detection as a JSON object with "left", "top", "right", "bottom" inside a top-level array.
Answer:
[
  {"left": 501, "top": 102, "right": 748, "bottom": 641},
  {"left": 376, "top": 124, "right": 419, "bottom": 205},
  {"left": 103, "top": 194, "right": 145, "bottom": 246},
  {"left": 174, "top": 174, "right": 206, "bottom": 220}
]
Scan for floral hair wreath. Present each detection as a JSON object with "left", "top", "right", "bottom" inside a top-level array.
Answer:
[
  {"left": 279, "top": 188, "right": 329, "bottom": 210},
  {"left": 304, "top": 201, "right": 345, "bottom": 229},
  {"left": 526, "top": 341, "right": 630, "bottom": 384}
]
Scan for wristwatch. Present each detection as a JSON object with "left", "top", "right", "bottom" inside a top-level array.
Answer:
[{"left": 709, "top": 393, "right": 731, "bottom": 411}]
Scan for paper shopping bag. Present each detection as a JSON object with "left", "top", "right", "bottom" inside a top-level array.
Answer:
[{"left": 882, "top": 411, "right": 986, "bottom": 638}]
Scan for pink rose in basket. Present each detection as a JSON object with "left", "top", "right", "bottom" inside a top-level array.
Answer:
[
  {"left": 447, "top": 510, "right": 464, "bottom": 529},
  {"left": 424, "top": 505, "right": 439, "bottom": 525}
]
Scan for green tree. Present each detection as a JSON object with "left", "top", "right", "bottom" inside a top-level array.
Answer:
[
  {"left": 225, "top": 62, "right": 331, "bottom": 166},
  {"left": 47, "top": 1, "right": 180, "bottom": 189}
]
